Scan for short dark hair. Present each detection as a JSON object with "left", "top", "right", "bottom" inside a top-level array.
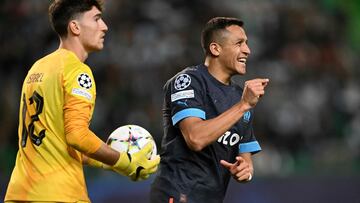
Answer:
[
  {"left": 201, "top": 17, "right": 244, "bottom": 56},
  {"left": 49, "top": 0, "right": 103, "bottom": 37}
]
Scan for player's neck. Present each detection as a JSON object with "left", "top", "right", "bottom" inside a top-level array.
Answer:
[
  {"left": 59, "top": 37, "right": 88, "bottom": 62},
  {"left": 204, "top": 57, "right": 231, "bottom": 85}
]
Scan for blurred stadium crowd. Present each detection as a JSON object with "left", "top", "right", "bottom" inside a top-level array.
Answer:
[{"left": 1, "top": 0, "right": 360, "bottom": 198}]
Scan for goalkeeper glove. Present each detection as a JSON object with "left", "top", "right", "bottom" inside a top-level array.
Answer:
[{"left": 111, "top": 142, "right": 160, "bottom": 181}]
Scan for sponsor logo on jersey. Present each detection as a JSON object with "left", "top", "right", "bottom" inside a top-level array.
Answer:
[
  {"left": 77, "top": 73, "right": 92, "bottom": 89},
  {"left": 174, "top": 74, "right": 191, "bottom": 90},
  {"left": 176, "top": 100, "right": 188, "bottom": 107},
  {"left": 71, "top": 88, "right": 92, "bottom": 100},
  {"left": 171, "top": 90, "right": 194, "bottom": 102},
  {"left": 217, "top": 131, "right": 243, "bottom": 146}
]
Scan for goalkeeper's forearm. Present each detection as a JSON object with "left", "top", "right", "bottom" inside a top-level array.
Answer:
[
  {"left": 87, "top": 143, "right": 120, "bottom": 166},
  {"left": 66, "top": 125, "right": 120, "bottom": 166},
  {"left": 83, "top": 145, "right": 132, "bottom": 176},
  {"left": 82, "top": 155, "right": 103, "bottom": 168},
  {"left": 83, "top": 143, "right": 131, "bottom": 173},
  {"left": 83, "top": 143, "right": 160, "bottom": 181}
]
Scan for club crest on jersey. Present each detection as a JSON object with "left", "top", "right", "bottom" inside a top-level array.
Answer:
[
  {"left": 77, "top": 73, "right": 92, "bottom": 89},
  {"left": 243, "top": 111, "right": 251, "bottom": 123},
  {"left": 174, "top": 74, "right": 191, "bottom": 90}
]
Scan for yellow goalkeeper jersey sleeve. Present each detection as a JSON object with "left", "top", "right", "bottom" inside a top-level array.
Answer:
[{"left": 5, "top": 49, "right": 99, "bottom": 202}]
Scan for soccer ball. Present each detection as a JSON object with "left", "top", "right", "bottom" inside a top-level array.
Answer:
[{"left": 106, "top": 125, "right": 157, "bottom": 160}]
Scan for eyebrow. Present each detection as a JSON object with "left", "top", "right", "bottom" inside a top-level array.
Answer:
[
  {"left": 94, "top": 12, "right": 102, "bottom": 18},
  {"left": 238, "top": 39, "right": 248, "bottom": 43}
]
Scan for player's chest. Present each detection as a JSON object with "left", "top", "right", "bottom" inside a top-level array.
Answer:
[
  {"left": 204, "top": 86, "right": 242, "bottom": 118},
  {"left": 203, "top": 88, "right": 250, "bottom": 147}
]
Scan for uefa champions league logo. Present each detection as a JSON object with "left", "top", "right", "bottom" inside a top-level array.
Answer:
[
  {"left": 174, "top": 74, "right": 191, "bottom": 90},
  {"left": 77, "top": 73, "right": 92, "bottom": 89}
]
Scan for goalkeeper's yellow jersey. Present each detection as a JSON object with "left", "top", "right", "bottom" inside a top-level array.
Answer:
[{"left": 5, "top": 49, "right": 97, "bottom": 202}]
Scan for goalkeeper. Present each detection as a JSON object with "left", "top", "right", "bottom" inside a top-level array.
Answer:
[{"left": 4, "top": 0, "right": 160, "bottom": 203}]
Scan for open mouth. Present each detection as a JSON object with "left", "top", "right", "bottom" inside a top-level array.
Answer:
[{"left": 238, "top": 58, "right": 247, "bottom": 65}]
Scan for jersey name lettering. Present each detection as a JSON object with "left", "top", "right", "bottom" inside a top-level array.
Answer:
[{"left": 27, "top": 73, "right": 44, "bottom": 84}]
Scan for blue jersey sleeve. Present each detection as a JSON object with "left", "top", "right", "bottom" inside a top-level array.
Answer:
[
  {"left": 169, "top": 71, "right": 206, "bottom": 125},
  {"left": 238, "top": 109, "right": 261, "bottom": 154}
]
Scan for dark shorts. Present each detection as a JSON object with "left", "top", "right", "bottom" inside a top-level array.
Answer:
[{"left": 150, "top": 176, "right": 224, "bottom": 203}]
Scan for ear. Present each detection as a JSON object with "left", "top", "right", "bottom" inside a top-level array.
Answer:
[
  {"left": 209, "top": 42, "right": 221, "bottom": 56},
  {"left": 68, "top": 20, "right": 81, "bottom": 36}
]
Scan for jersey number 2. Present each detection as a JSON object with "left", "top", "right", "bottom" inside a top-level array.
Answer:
[{"left": 21, "top": 91, "right": 46, "bottom": 147}]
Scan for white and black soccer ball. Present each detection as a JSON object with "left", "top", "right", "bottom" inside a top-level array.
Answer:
[
  {"left": 174, "top": 74, "right": 191, "bottom": 90},
  {"left": 78, "top": 73, "right": 92, "bottom": 89},
  {"left": 106, "top": 125, "right": 157, "bottom": 160}
]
